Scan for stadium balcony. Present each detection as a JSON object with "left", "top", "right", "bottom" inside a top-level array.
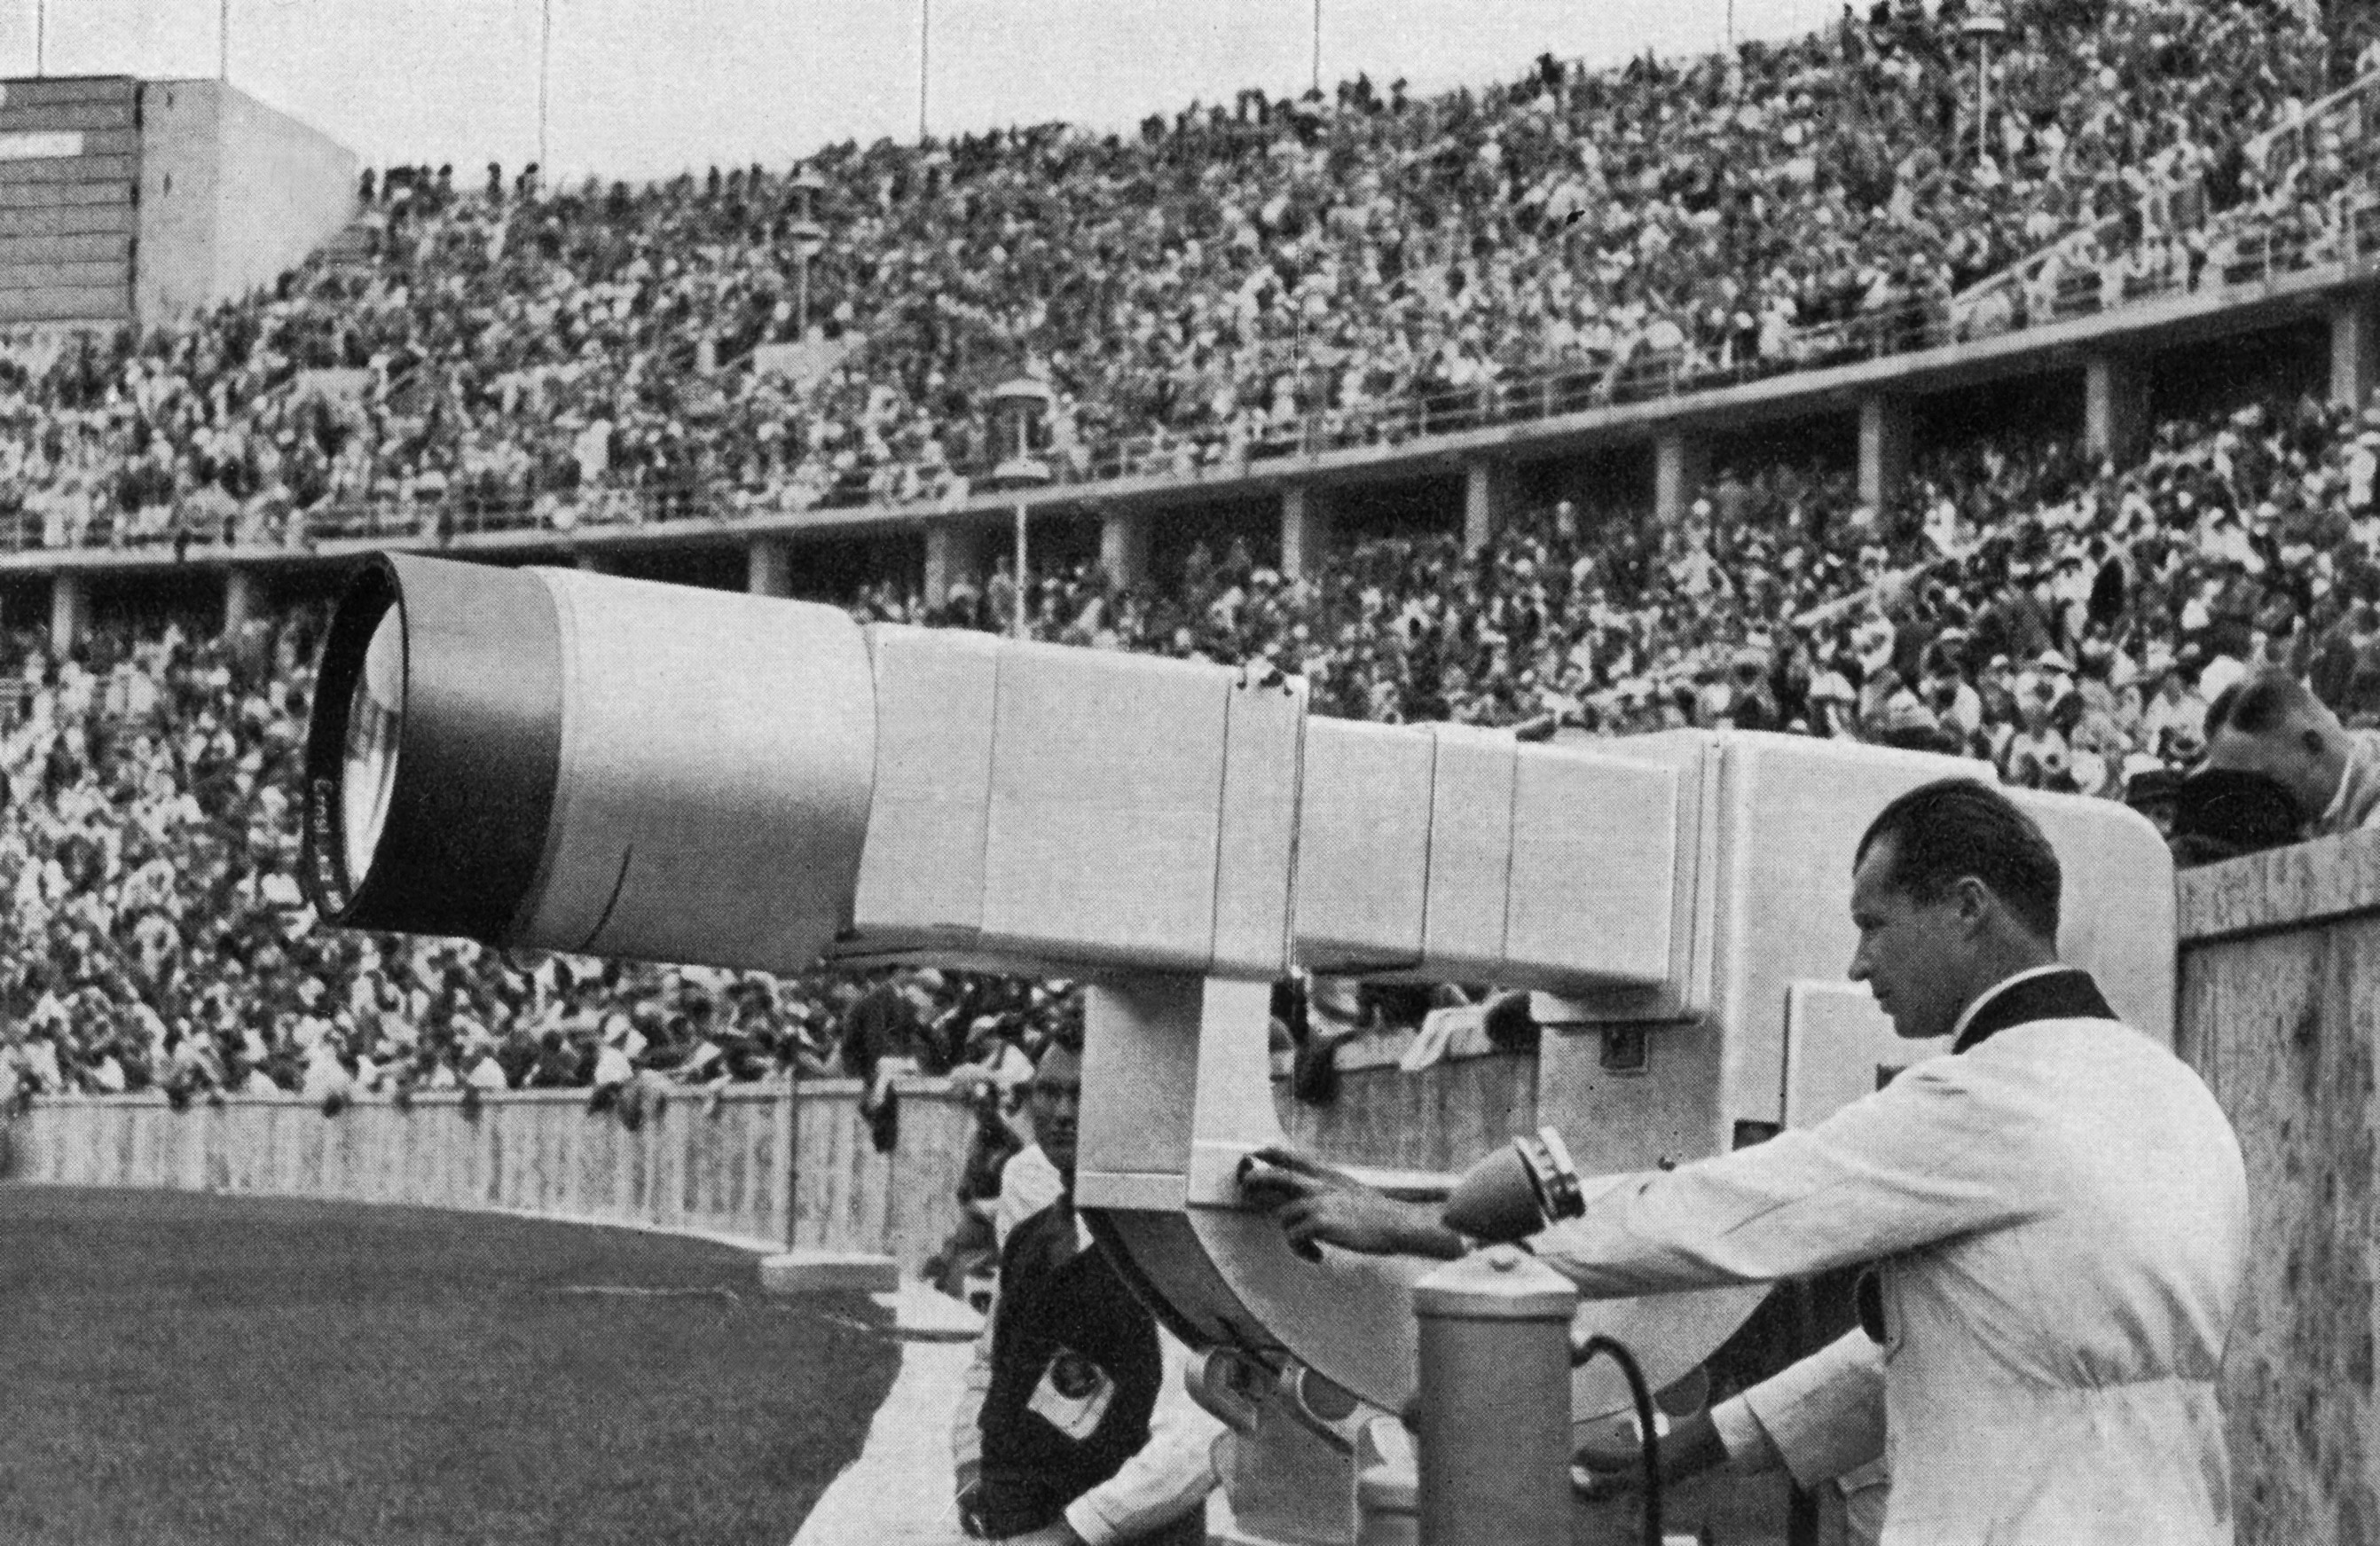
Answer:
[
  {"left": 13, "top": 170, "right": 2380, "bottom": 654},
  {"left": 7, "top": 39, "right": 2380, "bottom": 647}
]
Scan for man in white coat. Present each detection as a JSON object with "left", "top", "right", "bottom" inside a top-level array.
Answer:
[{"left": 1253, "top": 778, "right": 2249, "bottom": 1545}]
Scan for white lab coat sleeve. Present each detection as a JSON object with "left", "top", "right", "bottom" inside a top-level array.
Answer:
[
  {"left": 1734, "top": 1330, "right": 1889, "bottom": 1489},
  {"left": 1708, "top": 1391, "right": 1785, "bottom": 1472},
  {"left": 1535, "top": 1053, "right": 2044, "bottom": 1295},
  {"left": 1062, "top": 1330, "right": 1229, "bottom": 1546}
]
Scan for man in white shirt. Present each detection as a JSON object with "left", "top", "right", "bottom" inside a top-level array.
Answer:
[{"left": 1252, "top": 779, "right": 2247, "bottom": 1546}]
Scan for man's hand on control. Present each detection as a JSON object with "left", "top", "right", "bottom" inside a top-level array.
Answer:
[
  {"left": 1569, "top": 1409, "right": 1726, "bottom": 1501},
  {"left": 1238, "top": 1147, "right": 1465, "bottom": 1261}
]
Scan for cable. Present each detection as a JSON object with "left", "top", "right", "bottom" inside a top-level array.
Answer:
[{"left": 1575, "top": 1333, "right": 1662, "bottom": 1546}]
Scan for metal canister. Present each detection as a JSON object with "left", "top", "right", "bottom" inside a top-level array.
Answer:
[{"left": 1411, "top": 1246, "right": 1577, "bottom": 1546}]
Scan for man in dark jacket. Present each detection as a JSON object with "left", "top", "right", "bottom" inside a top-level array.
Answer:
[{"left": 950, "top": 1036, "right": 1221, "bottom": 1546}]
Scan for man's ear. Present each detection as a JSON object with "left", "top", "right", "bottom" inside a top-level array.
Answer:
[
  {"left": 1952, "top": 875, "right": 1995, "bottom": 933},
  {"left": 2303, "top": 726, "right": 2329, "bottom": 757}
]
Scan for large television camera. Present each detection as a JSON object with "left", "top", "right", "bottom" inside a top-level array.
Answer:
[{"left": 304, "top": 554, "right": 2174, "bottom": 1545}]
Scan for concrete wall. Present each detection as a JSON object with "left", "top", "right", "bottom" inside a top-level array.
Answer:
[
  {"left": 206, "top": 83, "right": 356, "bottom": 310},
  {"left": 0, "top": 75, "right": 138, "bottom": 326},
  {"left": 130, "top": 81, "right": 217, "bottom": 327},
  {"left": 0, "top": 1077, "right": 977, "bottom": 1272},
  {"left": 136, "top": 79, "right": 354, "bottom": 326}
]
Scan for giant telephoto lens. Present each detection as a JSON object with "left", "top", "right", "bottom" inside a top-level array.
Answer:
[
  {"left": 302, "top": 553, "right": 566, "bottom": 943},
  {"left": 302, "top": 551, "right": 879, "bottom": 972}
]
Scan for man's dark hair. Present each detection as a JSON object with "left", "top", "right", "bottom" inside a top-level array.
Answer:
[
  {"left": 2206, "top": 671, "right": 2321, "bottom": 739},
  {"left": 1855, "top": 778, "right": 2062, "bottom": 942}
]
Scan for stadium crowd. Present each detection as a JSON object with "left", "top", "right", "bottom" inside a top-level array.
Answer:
[
  {"left": 6, "top": 0, "right": 2380, "bottom": 1103},
  {"left": 5, "top": 365, "right": 2380, "bottom": 1103},
  {"left": 0, "top": 600, "right": 1077, "bottom": 1106},
  {"left": 0, "top": 0, "right": 2353, "bottom": 558}
]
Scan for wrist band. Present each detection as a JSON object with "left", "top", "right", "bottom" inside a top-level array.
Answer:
[{"left": 1513, "top": 1125, "right": 1584, "bottom": 1223}]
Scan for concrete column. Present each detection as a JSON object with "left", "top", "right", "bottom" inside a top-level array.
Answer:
[
  {"left": 1280, "top": 484, "right": 1334, "bottom": 580},
  {"left": 49, "top": 572, "right": 86, "bottom": 655},
  {"left": 1858, "top": 395, "right": 1913, "bottom": 512},
  {"left": 747, "top": 538, "right": 793, "bottom": 597},
  {"left": 2084, "top": 354, "right": 2149, "bottom": 467},
  {"left": 574, "top": 549, "right": 615, "bottom": 575},
  {"left": 2333, "top": 292, "right": 2380, "bottom": 411},
  {"left": 222, "top": 567, "right": 260, "bottom": 636},
  {"left": 1462, "top": 459, "right": 1512, "bottom": 554},
  {"left": 924, "top": 521, "right": 991, "bottom": 608},
  {"left": 1653, "top": 432, "right": 1708, "bottom": 527},
  {"left": 1098, "top": 508, "right": 1151, "bottom": 590}
]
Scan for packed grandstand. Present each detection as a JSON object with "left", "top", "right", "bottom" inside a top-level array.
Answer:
[{"left": 4, "top": 0, "right": 2379, "bottom": 1103}]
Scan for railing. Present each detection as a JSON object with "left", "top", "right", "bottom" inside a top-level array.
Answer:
[
  {"left": 2245, "top": 64, "right": 2380, "bottom": 175},
  {"left": 0, "top": 1077, "right": 978, "bottom": 1272},
  {"left": 6, "top": 181, "right": 2380, "bottom": 562}
]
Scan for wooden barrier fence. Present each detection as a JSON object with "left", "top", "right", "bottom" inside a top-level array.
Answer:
[
  {"left": 2176, "top": 831, "right": 2380, "bottom": 1546},
  {"left": 0, "top": 1076, "right": 977, "bottom": 1276}
]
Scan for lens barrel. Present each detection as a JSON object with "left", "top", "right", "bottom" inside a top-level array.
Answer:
[
  {"left": 302, "top": 553, "right": 567, "bottom": 943},
  {"left": 302, "top": 552, "right": 880, "bottom": 971}
]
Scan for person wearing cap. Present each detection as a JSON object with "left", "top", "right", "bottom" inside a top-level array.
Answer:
[
  {"left": 1248, "top": 781, "right": 2247, "bottom": 1546},
  {"left": 2203, "top": 670, "right": 2380, "bottom": 838}
]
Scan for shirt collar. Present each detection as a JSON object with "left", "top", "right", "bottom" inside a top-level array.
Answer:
[
  {"left": 1947, "top": 964, "right": 2117, "bottom": 1055},
  {"left": 2318, "top": 732, "right": 2378, "bottom": 833},
  {"left": 2321, "top": 754, "right": 2354, "bottom": 830},
  {"left": 1946, "top": 965, "right": 2068, "bottom": 1047}
]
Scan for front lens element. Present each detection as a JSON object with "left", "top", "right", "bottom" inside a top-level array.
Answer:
[{"left": 341, "top": 607, "right": 405, "bottom": 893}]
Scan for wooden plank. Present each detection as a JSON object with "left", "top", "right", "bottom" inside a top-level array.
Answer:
[
  {"left": 826, "top": 1093, "right": 860, "bottom": 1254},
  {"left": 0, "top": 155, "right": 132, "bottom": 184},
  {"left": 657, "top": 1095, "right": 685, "bottom": 1230},
  {"left": 0, "top": 284, "right": 123, "bottom": 322},
  {"left": 0, "top": 180, "right": 131, "bottom": 209},
  {"left": 0, "top": 99, "right": 136, "bottom": 131},
  {"left": 0, "top": 206, "right": 134, "bottom": 239},
  {"left": 793, "top": 1093, "right": 823, "bottom": 1248},
  {"left": 817, "top": 1094, "right": 849, "bottom": 1250},
  {"left": 0, "top": 78, "right": 137, "bottom": 109},
  {"left": 2181, "top": 828, "right": 2380, "bottom": 942},
  {"left": 2179, "top": 915, "right": 2380, "bottom": 1546},
  {"left": 773, "top": 1086, "right": 797, "bottom": 1247},
  {"left": 852, "top": 1098, "right": 891, "bottom": 1258},
  {"left": 0, "top": 124, "right": 137, "bottom": 156}
]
